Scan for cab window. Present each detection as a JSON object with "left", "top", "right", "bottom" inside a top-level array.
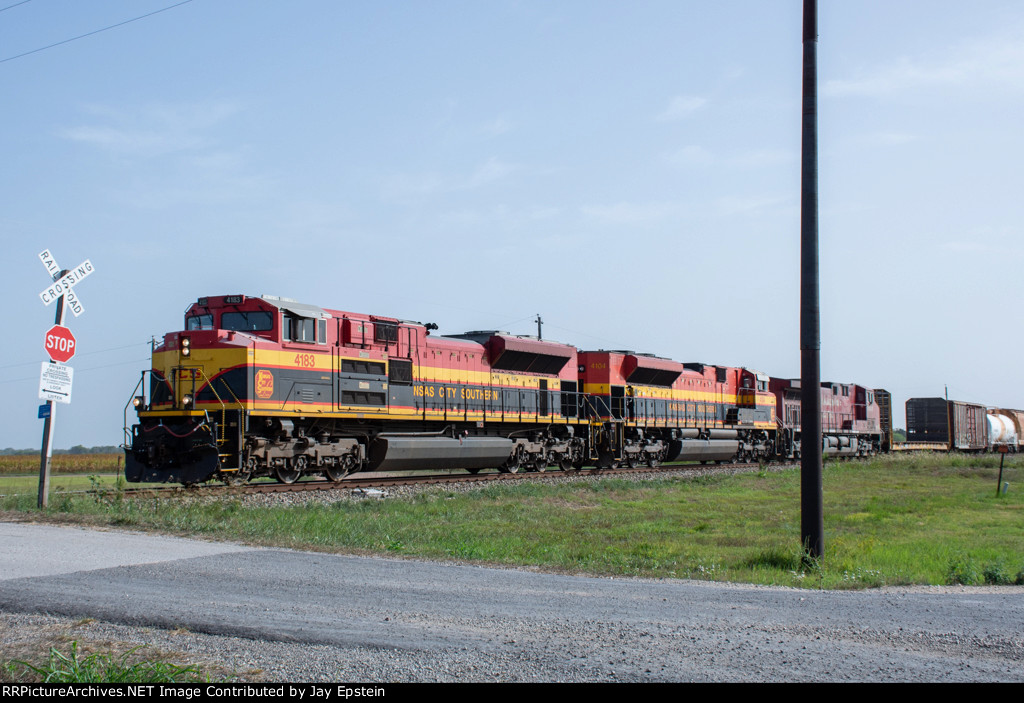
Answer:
[
  {"left": 186, "top": 314, "right": 213, "bottom": 330},
  {"left": 284, "top": 314, "right": 326, "bottom": 344},
  {"left": 222, "top": 311, "right": 273, "bottom": 332}
]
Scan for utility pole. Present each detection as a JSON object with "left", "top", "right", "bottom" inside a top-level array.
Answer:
[
  {"left": 800, "top": 0, "right": 824, "bottom": 560},
  {"left": 535, "top": 314, "right": 543, "bottom": 340}
]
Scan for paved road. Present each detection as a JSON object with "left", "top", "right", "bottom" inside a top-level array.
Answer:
[{"left": 1, "top": 522, "right": 1021, "bottom": 682}]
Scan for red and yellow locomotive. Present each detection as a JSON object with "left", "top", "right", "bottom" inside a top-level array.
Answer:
[{"left": 124, "top": 294, "right": 888, "bottom": 484}]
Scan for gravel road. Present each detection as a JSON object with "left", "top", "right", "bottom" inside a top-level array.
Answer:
[{"left": 1, "top": 522, "right": 1021, "bottom": 683}]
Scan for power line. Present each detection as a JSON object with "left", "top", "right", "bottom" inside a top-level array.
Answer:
[
  {"left": 0, "top": 357, "right": 151, "bottom": 385},
  {"left": 0, "top": 341, "right": 152, "bottom": 371},
  {"left": 0, "top": 0, "right": 36, "bottom": 14},
  {"left": 0, "top": 0, "right": 195, "bottom": 65}
]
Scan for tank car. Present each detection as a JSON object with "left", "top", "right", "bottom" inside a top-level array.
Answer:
[{"left": 986, "top": 408, "right": 1022, "bottom": 451}]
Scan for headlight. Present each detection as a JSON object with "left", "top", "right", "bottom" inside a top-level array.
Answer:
[
  {"left": 133, "top": 396, "right": 146, "bottom": 411},
  {"left": 180, "top": 337, "right": 191, "bottom": 356},
  {"left": 182, "top": 394, "right": 193, "bottom": 407}
]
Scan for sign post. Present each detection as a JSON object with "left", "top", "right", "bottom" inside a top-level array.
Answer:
[
  {"left": 37, "top": 274, "right": 67, "bottom": 509},
  {"left": 996, "top": 444, "right": 1009, "bottom": 497},
  {"left": 36, "top": 249, "right": 94, "bottom": 509}
]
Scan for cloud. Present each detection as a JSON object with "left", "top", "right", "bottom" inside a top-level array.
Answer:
[
  {"left": 714, "top": 194, "right": 791, "bottom": 216},
  {"left": 435, "top": 204, "right": 563, "bottom": 230},
  {"left": 59, "top": 100, "right": 243, "bottom": 158},
  {"left": 56, "top": 100, "right": 271, "bottom": 209},
  {"left": 940, "top": 229, "right": 1023, "bottom": 257},
  {"left": 856, "top": 132, "right": 921, "bottom": 147},
  {"left": 666, "top": 145, "right": 793, "bottom": 169},
  {"left": 381, "top": 157, "right": 518, "bottom": 201},
  {"left": 666, "top": 144, "right": 715, "bottom": 167},
  {"left": 580, "top": 201, "right": 687, "bottom": 226},
  {"left": 940, "top": 240, "right": 988, "bottom": 253},
  {"left": 825, "top": 29, "right": 1024, "bottom": 98},
  {"left": 466, "top": 157, "right": 516, "bottom": 188},
  {"left": 655, "top": 95, "right": 708, "bottom": 121},
  {"left": 479, "top": 118, "right": 514, "bottom": 136}
]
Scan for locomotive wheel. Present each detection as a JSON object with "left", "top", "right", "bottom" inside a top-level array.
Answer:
[
  {"left": 275, "top": 458, "right": 302, "bottom": 484},
  {"left": 646, "top": 453, "right": 660, "bottom": 468},
  {"left": 625, "top": 454, "right": 638, "bottom": 469},
  {"left": 324, "top": 463, "right": 348, "bottom": 482},
  {"left": 559, "top": 455, "right": 574, "bottom": 472},
  {"left": 500, "top": 446, "right": 525, "bottom": 474},
  {"left": 499, "top": 453, "right": 521, "bottom": 474},
  {"left": 534, "top": 455, "right": 548, "bottom": 473},
  {"left": 275, "top": 466, "right": 300, "bottom": 484},
  {"left": 466, "top": 468, "right": 481, "bottom": 475}
]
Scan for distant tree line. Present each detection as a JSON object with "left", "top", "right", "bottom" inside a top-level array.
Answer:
[{"left": 1, "top": 445, "right": 119, "bottom": 456}]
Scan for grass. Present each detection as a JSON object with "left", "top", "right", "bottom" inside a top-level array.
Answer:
[
  {"left": 4, "top": 641, "right": 213, "bottom": 683},
  {"left": 1, "top": 452, "right": 1022, "bottom": 590},
  {"left": 0, "top": 473, "right": 136, "bottom": 496}
]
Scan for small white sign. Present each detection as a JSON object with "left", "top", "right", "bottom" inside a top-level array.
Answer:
[
  {"left": 39, "top": 259, "right": 94, "bottom": 306},
  {"left": 39, "top": 362, "right": 73, "bottom": 405}
]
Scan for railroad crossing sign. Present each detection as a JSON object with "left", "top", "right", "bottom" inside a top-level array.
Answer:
[
  {"left": 44, "top": 325, "right": 76, "bottom": 363},
  {"left": 36, "top": 247, "right": 95, "bottom": 509},
  {"left": 38, "top": 249, "right": 93, "bottom": 317}
]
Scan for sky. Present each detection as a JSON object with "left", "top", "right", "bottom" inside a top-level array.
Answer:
[{"left": 2, "top": 0, "right": 1023, "bottom": 449}]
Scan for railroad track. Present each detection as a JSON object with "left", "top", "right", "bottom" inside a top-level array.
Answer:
[{"left": 108, "top": 460, "right": 792, "bottom": 499}]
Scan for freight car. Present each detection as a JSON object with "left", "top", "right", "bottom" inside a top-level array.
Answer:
[
  {"left": 987, "top": 408, "right": 1024, "bottom": 451},
  {"left": 905, "top": 397, "right": 988, "bottom": 452},
  {"left": 123, "top": 294, "right": 887, "bottom": 484}
]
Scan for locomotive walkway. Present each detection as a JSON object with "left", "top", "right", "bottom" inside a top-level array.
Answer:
[{"left": 1, "top": 522, "right": 1021, "bottom": 682}]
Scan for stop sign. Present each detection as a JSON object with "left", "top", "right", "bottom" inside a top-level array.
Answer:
[{"left": 45, "top": 325, "right": 76, "bottom": 363}]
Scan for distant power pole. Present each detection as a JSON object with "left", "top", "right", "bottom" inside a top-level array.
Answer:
[
  {"left": 535, "top": 314, "right": 543, "bottom": 340},
  {"left": 800, "top": 0, "right": 824, "bottom": 559}
]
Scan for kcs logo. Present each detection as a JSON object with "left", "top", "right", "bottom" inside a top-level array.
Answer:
[{"left": 255, "top": 370, "right": 274, "bottom": 399}]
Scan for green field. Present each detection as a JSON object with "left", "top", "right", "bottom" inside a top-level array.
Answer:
[{"left": 1, "top": 452, "right": 1022, "bottom": 589}]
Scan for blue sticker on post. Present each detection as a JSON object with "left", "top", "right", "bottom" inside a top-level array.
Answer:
[{"left": 38, "top": 404, "right": 51, "bottom": 419}]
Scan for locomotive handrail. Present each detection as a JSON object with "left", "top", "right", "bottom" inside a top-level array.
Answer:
[
  {"left": 122, "top": 373, "right": 146, "bottom": 447},
  {"left": 378, "top": 426, "right": 454, "bottom": 438},
  {"left": 176, "top": 365, "right": 231, "bottom": 410}
]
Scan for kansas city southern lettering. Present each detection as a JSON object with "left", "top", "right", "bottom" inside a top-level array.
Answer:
[{"left": 413, "top": 385, "right": 501, "bottom": 400}]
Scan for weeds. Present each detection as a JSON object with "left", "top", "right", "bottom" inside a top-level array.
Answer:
[
  {"left": 89, "top": 474, "right": 126, "bottom": 506},
  {"left": 945, "top": 554, "right": 1024, "bottom": 585},
  {"left": 6, "top": 641, "right": 212, "bottom": 683}
]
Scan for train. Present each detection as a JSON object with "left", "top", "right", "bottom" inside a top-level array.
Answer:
[
  {"left": 904, "top": 398, "right": 1024, "bottom": 453},
  {"left": 123, "top": 294, "right": 890, "bottom": 485}
]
